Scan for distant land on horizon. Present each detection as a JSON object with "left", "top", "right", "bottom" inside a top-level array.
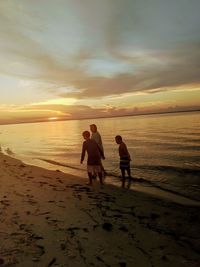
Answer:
[{"left": 0, "top": 108, "right": 199, "bottom": 127}]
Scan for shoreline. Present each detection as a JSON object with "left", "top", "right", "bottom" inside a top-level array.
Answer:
[
  {"left": 12, "top": 154, "right": 200, "bottom": 207},
  {"left": 0, "top": 152, "right": 200, "bottom": 266},
  {"left": 2, "top": 150, "right": 200, "bottom": 208}
]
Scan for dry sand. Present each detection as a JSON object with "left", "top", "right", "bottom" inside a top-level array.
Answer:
[{"left": 0, "top": 152, "right": 200, "bottom": 267}]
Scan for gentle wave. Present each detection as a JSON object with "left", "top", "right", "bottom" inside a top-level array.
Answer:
[
  {"left": 36, "top": 157, "right": 85, "bottom": 171},
  {"left": 137, "top": 164, "right": 200, "bottom": 175}
]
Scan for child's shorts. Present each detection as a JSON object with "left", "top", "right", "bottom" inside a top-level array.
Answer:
[{"left": 120, "top": 157, "right": 130, "bottom": 170}]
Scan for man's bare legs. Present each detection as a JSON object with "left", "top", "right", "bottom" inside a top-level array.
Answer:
[
  {"left": 87, "top": 172, "right": 103, "bottom": 185},
  {"left": 87, "top": 172, "right": 93, "bottom": 185},
  {"left": 98, "top": 172, "right": 103, "bottom": 184}
]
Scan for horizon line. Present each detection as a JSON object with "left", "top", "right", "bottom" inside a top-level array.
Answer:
[{"left": 0, "top": 108, "right": 199, "bottom": 127}]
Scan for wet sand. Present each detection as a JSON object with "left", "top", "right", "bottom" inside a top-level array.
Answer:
[{"left": 0, "top": 152, "right": 200, "bottom": 267}]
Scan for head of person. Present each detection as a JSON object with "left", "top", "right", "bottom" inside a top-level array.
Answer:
[
  {"left": 90, "top": 124, "right": 97, "bottom": 133},
  {"left": 82, "top": 130, "right": 90, "bottom": 140},
  {"left": 115, "top": 135, "right": 122, "bottom": 144}
]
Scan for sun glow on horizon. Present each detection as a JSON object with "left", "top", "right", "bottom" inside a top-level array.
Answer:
[
  {"left": 0, "top": 1, "right": 200, "bottom": 125},
  {"left": 31, "top": 98, "right": 77, "bottom": 106},
  {"left": 48, "top": 117, "right": 58, "bottom": 121}
]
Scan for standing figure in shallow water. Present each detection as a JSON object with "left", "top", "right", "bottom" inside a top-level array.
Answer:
[
  {"left": 90, "top": 124, "right": 106, "bottom": 177},
  {"left": 81, "top": 130, "right": 104, "bottom": 185},
  {"left": 115, "top": 135, "right": 131, "bottom": 188}
]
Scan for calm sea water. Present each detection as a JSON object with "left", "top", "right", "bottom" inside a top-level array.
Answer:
[{"left": 0, "top": 112, "right": 200, "bottom": 200}]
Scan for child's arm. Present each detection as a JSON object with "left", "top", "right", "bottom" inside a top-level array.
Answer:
[
  {"left": 125, "top": 144, "right": 131, "bottom": 160},
  {"left": 80, "top": 142, "right": 86, "bottom": 163},
  {"left": 121, "top": 143, "right": 131, "bottom": 160}
]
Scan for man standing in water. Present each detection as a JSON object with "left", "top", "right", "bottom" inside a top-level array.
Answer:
[{"left": 90, "top": 124, "right": 106, "bottom": 176}]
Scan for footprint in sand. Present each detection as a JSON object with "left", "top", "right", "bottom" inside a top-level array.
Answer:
[
  {"left": 27, "top": 176, "right": 34, "bottom": 179},
  {"left": 56, "top": 178, "right": 63, "bottom": 184},
  {"left": 118, "top": 225, "right": 128, "bottom": 232},
  {"left": 0, "top": 200, "right": 10, "bottom": 207},
  {"left": 102, "top": 222, "right": 113, "bottom": 231}
]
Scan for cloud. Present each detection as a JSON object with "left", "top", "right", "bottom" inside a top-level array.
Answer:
[
  {"left": 0, "top": 1, "right": 89, "bottom": 90},
  {"left": 20, "top": 104, "right": 106, "bottom": 119},
  {"left": 59, "top": 43, "right": 200, "bottom": 99},
  {"left": 0, "top": 0, "right": 200, "bottom": 103}
]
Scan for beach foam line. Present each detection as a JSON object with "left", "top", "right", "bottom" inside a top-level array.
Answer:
[
  {"left": 35, "top": 158, "right": 85, "bottom": 171},
  {"left": 36, "top": 157, "right": 126, "bottom": 178}
]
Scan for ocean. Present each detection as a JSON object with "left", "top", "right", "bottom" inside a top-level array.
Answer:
[{"left": 0, "top": 111, "right": 200, "bottom": 201}]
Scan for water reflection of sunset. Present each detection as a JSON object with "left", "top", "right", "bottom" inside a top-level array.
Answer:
[{"left": 48, "top": 117, "right": 58, "bottom": 121}]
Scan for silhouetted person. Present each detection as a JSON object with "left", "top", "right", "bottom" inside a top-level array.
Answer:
[
  {"left": 115, "top": 135, "right": 131, "bottom": 188},
  {"left": 81, "top": 130, "right": 104, "bottom": 185},
  {"left": 90, "top": 124, "right": 106, "bottom": 177}
]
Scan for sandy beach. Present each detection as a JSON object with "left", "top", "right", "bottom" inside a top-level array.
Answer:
[{"left": 0, "top": 152, "right": 200, "bottom": 267}]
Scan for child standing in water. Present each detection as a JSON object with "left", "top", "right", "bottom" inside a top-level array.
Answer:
[
  {"left": 81, "top": 131, "right": 104, "bottom": 185},
  {"left": 115, "top": 135, "right": 131, "bottom": 188},
  {"left": 90, "top": 124, "right": 106, "bottom": 177}
]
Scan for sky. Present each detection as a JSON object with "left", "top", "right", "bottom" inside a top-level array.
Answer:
[{"left": 0, "top": 0, "right": 200, "bottom": 124}]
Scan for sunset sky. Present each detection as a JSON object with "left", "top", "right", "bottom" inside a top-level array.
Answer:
[{"left": 0, "top": 0, "right": 200, "bottom": 124}]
